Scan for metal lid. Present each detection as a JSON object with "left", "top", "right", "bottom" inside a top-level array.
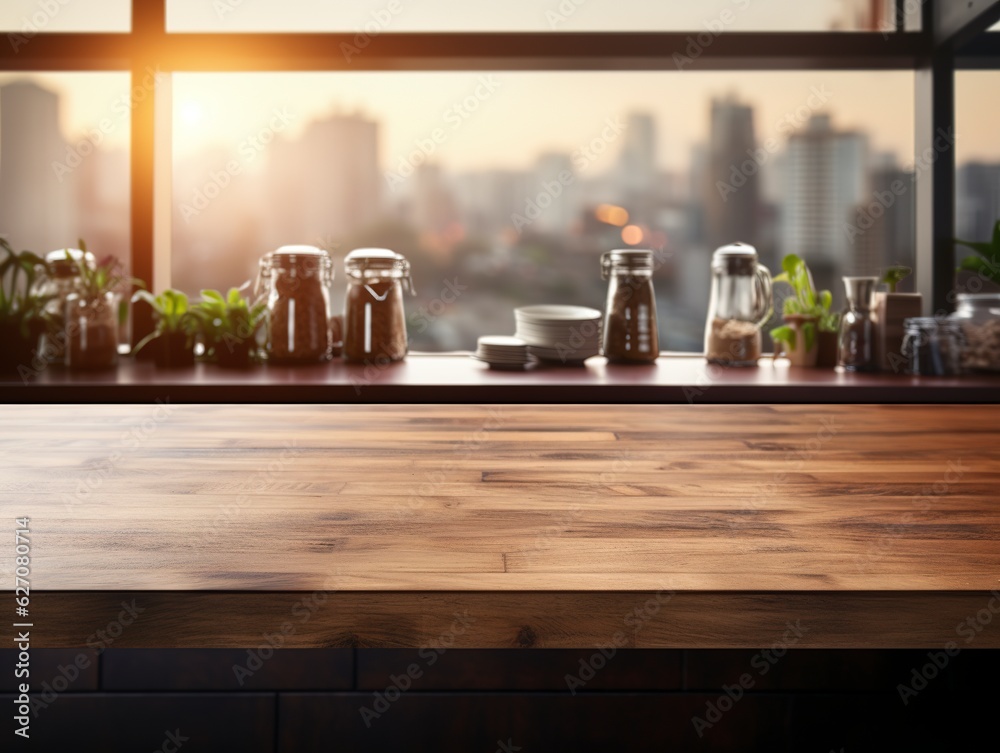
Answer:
[
  {"left": 712, "top": 242, "right": 758, "bottom": 260},
  {"left": 904, "top": 316, "right": 963, "bottom": 331},
  {"left": 601, "top": 249, "right": 653, "bottom": 279},
  {"left": 45, "top": 248, "right": 95, "bottom": 278},
  {"left": 955, "top": 293, "right": 1000, "bottom": 305},
  {"left": 272, "top": 244, "right": 327, "bottom": 257},
  {"left": 344, "top": 248, "right": 414, "bottom": 291},
  {"left": 263, "top": 244, "right": 332, "bottom": 270}
]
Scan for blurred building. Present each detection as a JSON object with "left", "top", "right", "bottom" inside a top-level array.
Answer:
[
  {"left": 850, "top": 154, "right": 915, "bottom": 278},
  {"left": 0, "top": 81, "right": 77, "bottom": 251},
  {"left": 703, "top": 95, "right": 760, "bottom": 250},
  {"left": 957, "top": 162, "right": 1000, "bottom": 244},
  {"left": 781, "top": 113, "right": 868, "bottom": 290}
]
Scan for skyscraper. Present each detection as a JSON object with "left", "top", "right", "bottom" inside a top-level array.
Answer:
[
  {"left": 781, "top": 113, "right": 868, "bottom": 289},
  {"left": 703, "top": 95, "right": 759, "bottom": 251},
  {"left": 957, "top": 162, "right": 1000, "bottom": 244},
  {"left": 0, "top": 81, "right": 76, "bottom": 251}
]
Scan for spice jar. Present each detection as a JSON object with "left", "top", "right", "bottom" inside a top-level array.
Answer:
[
  {"left": 256, "top": 245, "right": 335, "bottom": 363},
  {"left": 901, "top": 317, "right": 965, "bottom": 376},
  {"left": 703, "top": 243, "right": 772, "bottom": 366},
  {"left": 951, "top": 293, "right": 1000, "bottom": 372},
  {"left": 838, "top": 276, "right": 878, "bottom": 372},
  {"left": 343, "top": 248, "right": 414, "bottom": 363},
  {"left": 600, "top": 249, "right": 659, "bottom": 363},
  {"left": 31, "top": 248, "right": 95, "bottom": 364}
]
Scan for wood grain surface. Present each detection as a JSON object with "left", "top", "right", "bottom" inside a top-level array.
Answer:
[{"left": 4, "top": 404, "right": 1000, "bottom": 647}]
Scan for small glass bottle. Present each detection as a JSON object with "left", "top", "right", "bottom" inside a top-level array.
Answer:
[
  {"left": 256, "top": 245, "right": 335, "bottom": 364},
  {"left": 838, "top": 276, "right": 878, "bottom": 372},
  {"left": 65, "top": 290, "right": 121, "bottom": 371},
  {"left": 343, "top": 248, "right": 414, "bottom": 363},
  {"left": 600, "top": 249, "right": 659, "bottom": 363},
  {"left": 31, "top": 248, "right": 95, "bottom": 364},
  {"left": 901, "top": 318, "right": 965, "bottom": 376},
  {"left": 703, "top": 243, "right": 772, "bottom": 367}
]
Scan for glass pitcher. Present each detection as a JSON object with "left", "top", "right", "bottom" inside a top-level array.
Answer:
[{"left": 704, "top": 242, "right": 773, "bottom": 366}]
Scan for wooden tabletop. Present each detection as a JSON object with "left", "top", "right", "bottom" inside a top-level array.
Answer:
[
  {"left": 7, "top": 404, "right": 1000, "bottom": 647},
  {"left": 4, "top": 353, "right": 1000, "bottom": 403}
]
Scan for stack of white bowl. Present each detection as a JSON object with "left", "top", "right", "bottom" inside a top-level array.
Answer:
[
  {"left": 514, "top": 305, "right": 602, "bottom": 364},
  {"left": 472, "top": 336, "right": 534, "bottom": 369}
]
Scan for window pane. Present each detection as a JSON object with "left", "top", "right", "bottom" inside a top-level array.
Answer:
[
  {"left": 167, "top": 0, "right": 896, "bottom": 33},
  {"left": 170, "top": 71, "right": 913, "bottom": 353},
  {"left": 956, "top": 72, "right": 1000, "bottom": 287},
  {"left": 0, "top": 0, "right": 130, "bottom": 33},
  {"left": 0, "top": 73, "right": 130, "bottom": 262}
]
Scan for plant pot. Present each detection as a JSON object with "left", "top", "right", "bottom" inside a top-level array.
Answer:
[
  {"left": 0, "top": 319, "right": 45, "bottom": 377},
  {"left": 65, "top": 292, "right": 120, "bottom": 371},
  {"left": 874, "top": 292, "right": 922, "bottom": 373},
  {"left": 215, "top": 337, "right": 254, "bottom": 369},
  {"left": 153, "top": 331, "right": 195, "bottom": 369},
  {"left": 777, "top": 314, "right": 819, "bottom": 367},
  {"left": 816, "top": 329, "right": 839, "bottom": 368}
]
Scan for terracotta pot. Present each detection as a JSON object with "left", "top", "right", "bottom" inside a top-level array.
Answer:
[
  {"left": 874, "top": 292, "right": 922, "bottom": 373},
  {"left": 777, "top": 314, "right": 819, "bottom": 367}
]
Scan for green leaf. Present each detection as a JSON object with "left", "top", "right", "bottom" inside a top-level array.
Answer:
[
  {"left": 781, "top": 254, "right": 803, "bottom": 277},
  {"left": 954, "top": 239, "right": 995, "bottom": 257},
  {"left": 131, "top": 289, "right": 159, "bottom": 309},
  {"left": 770, "top": 325, "right": 796, "bottom": 350},
  {"left": 227, "top": 287, "right": 242, "bottom": 307},
  {"left": 818, "top": 290, "right": 833, "bottom": 311}
]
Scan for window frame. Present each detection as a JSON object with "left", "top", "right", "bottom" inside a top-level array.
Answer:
[{"left": 1, "top": 0, "right": 999, "bottom": 341}]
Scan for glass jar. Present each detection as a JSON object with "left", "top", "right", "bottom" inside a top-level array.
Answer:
[
  {"left": 30, "top": 248, "right": 95, "bottom": 364},
  {"left": 256, "top": 245, "right": 335, "bottom": 363},
  {"left": 901, "top": 317, "right": 965, "bottom": 376},
  {"left": 951, "top": 293, "right": 1000, "bottom": 372},
  {"left": 65, "top": 291, "right": 120, "bottom": 371},
  {"left": 704, "top": 243, "right": 772, "bottom": 366},
  {"left": 838, "top": 276, "right": 878, "bottom": 372},
  {"left": 601, "top": 249, "right": 659, "bottom": 363},
  {"left": 343, "top": 248, "right": 414, "bottom": 363}
]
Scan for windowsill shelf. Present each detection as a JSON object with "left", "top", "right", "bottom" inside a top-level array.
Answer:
[{"left": 3, "top": 352, "right": 998, "bottom": 403}]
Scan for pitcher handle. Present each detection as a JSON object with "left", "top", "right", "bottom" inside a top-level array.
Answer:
[{"left": 753, "top": 263, "right": 773, "bottom": 327}]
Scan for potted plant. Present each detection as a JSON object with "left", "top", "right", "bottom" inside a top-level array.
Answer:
[
  {"left": 955, "top": 219, "right": 1000, "bottom": 287},
  {"left": 190, "top": 288, "right": 267, "bottom": 369},
  {"left": 131, "top": 289, "right": 197, "bottom": 368},
  {"left": 873, "top": 264, "right": 921, "bottom": 373},
  {"left": 769, "top": 254, "right": 839, "bottom": 367},
  {"left": 0, "top": 238, "right": 51, "bottom": 376},
  {"left": 64, "top": 242, "right": 134, "bottom": 371}
]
